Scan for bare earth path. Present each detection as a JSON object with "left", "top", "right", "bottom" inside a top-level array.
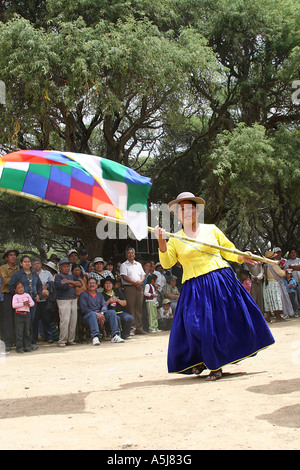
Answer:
[{"left": 1, "top": 319, "right": 300, "bottom": 450}]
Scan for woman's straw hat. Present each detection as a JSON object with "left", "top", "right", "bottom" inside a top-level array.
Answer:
[
  {"left": 168, "top": 192, "right": 205, "bottom": 211},
  {"left": 264, "top": 251, "right": 277, "bottom": 259}
]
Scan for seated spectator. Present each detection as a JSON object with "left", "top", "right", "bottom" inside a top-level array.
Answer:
[
  {"left": 79, "top": 277, "right": 124, "bottom": 345},
  {"left": 101, "top": 276, "right": 134, "bottom": 340},
  {"left": 163, "top": 275, "right": 180, "bottom": 313},
  {"left": 55, "top": 258, "right": 82, "bottom": 347},
  {"left": 158, "top": 298, "right": 173, "bottom": 331}
]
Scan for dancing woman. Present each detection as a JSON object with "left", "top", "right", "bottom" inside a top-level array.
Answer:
[{"left": 154, "top": 192, "right": 275, "bottom": 381}]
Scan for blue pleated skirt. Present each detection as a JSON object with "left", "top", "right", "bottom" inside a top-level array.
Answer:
[{"left": 167, "top": 268, "right": 275, "bottom": 374}]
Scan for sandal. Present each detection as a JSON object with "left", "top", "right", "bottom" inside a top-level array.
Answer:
[
  {"left": 192, "top": 364, "right": 206, "bottom": 375},
  {"left": 205, "top": 369, "right": 222, "bottom": 381}
]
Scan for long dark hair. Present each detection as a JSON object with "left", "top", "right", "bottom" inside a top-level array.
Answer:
[{"left": 147, "top": 274, "right": 157, "bottom": 284}]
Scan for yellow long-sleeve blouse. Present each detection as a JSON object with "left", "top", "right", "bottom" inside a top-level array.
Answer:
[{"left": 159, "top": 224, "right": 243, "bottom": 284}]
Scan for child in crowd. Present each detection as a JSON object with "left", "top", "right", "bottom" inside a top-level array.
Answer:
[
  {"left": 284, "top": 270, "right": 299, "bottom": 317},
  {"left": 158, "top": 298, "right": 173, "bottom": 331},
  {"left": 241, "top": 269, "right": 252, "bottom": 294},
  {"left": 12, "top": 281, "right": 34, "bottom": 353},
  {"left": 144, "top": 274, "right": 161, "bottom": 333}
]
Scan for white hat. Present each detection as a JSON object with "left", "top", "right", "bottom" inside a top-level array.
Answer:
[
  {"left": 168, "top": 192, "right": 205, "bottom": 211},
  {"left": 43, "top": 261, "right": 58, "bottom": 272},
  {"left": 93, "top": 257, "right": 106, "bottom": 265}
]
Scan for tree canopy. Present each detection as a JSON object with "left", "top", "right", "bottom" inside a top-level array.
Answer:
[{"left": 0, "top": 0, "right": 299, "bottom": 257}]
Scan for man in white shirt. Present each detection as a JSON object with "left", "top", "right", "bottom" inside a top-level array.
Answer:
[{"left": 120, "top": 247, "right": 147, "bottom": 334}]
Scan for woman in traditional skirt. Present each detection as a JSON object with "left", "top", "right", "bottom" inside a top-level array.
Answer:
[
  {"left": 263, "top": 251, "right": 294, "bottom": 321},
  {"left": 154, "top": 192, "right": 275, "bottom": 381}
]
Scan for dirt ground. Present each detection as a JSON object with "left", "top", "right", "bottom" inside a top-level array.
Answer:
[{"left": 1, "top": 318, "right": 300, "bottom": 451}]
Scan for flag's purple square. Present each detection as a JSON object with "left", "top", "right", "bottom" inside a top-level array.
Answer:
[{"left": 45, "top": 180, "right": 70, "bottom": 205}]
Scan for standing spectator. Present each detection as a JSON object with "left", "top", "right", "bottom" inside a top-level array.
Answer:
[
  {"left": 105, "top": 260, "right": 115, "bottom": 276},
  {"left": 79, "top": 248, "right": 90, "bottom": 272},
  {"left": 68, "top": 249, "right": 85, "bottom": 275},
  {"left": 48, "top": 254, "right": 60, "bottom": 267},
  {"left": 142, "top": 261, "right": 152, "bottom": 288},
  {"left": 144, "top": 274, "right": 160, "bottom": 333},
  {"left": 171, "top": 261, "right": 183, "bottom": 290},
  {"left": 142, "top": 260, "right": 152, "bottom": 332},
  {"left": 244, "top": 260, "right": 264, "bottom": 314},
  {"left": 72, "top": 264, "right": 87, "bottom": 298},
  {"left": 32, "top": 258, "right": 54, "bottom": 344},
  {"left": 240, "top": 269, "right": 252, "bottom": 294},
  {"left": 154, "top": 262, "right": 166, "bottom": 306},
  {"left": 273, "top": 247, "right": 287, "bottom": 269},
  {"left": 114, "top": 261, "right": 122, "bottom": 282},
  {"left": 55, "top": 258, "right": 82, "bottom": 347},
  {"left": 88, "top": 257, "right": 113, "bottom": 290},
  {"left": 0, "top": 247, "right": 19, "bottom": 351},
  {"left": 9, "top": 255, "right": 43, "bottom": 350},
  {"left": 284, "top": 248, "right": 300, "bottom": 305},
  {"left": 284, "top": 270, "right": 299, "bottom": 317},
  {"left": 263, "top": 251, "right": 293, "bottom": 322},
  {"left": 120, "top": 247, "right": 146, "bottom": 335}
]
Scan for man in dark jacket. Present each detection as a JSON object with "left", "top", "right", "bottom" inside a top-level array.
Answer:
[{"left": 0, "top": 247, "right": 19, "bottom": 351}]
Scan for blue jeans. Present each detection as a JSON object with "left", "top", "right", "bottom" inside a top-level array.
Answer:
[
  {"left": 118, "top": 311, "right": 134, "bottom": 338},
  {"left": 81, "top": 309, "right": 121, "bottom": 338}
]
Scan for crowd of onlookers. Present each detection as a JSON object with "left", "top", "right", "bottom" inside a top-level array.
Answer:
[
  {"left": 0, "top": 243, "right": 299, "bottom": 354},
  {"left": 0, "top": 245, "right": 182, "bottom": 354},
  {"left": 240, "top": 246, "right": 300, "bottom": 322}
]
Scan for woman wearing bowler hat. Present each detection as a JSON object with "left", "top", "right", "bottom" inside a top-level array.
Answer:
[{"left": 154, "top": 192, "right": 275, "bottom": 381}]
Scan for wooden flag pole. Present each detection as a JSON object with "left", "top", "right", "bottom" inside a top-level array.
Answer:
[
  {"left": 146, "top": 226, "right": 278, "bottom": 266},
  {"left": 0, "top": 187, "right": 277, "bottom": 265}
]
